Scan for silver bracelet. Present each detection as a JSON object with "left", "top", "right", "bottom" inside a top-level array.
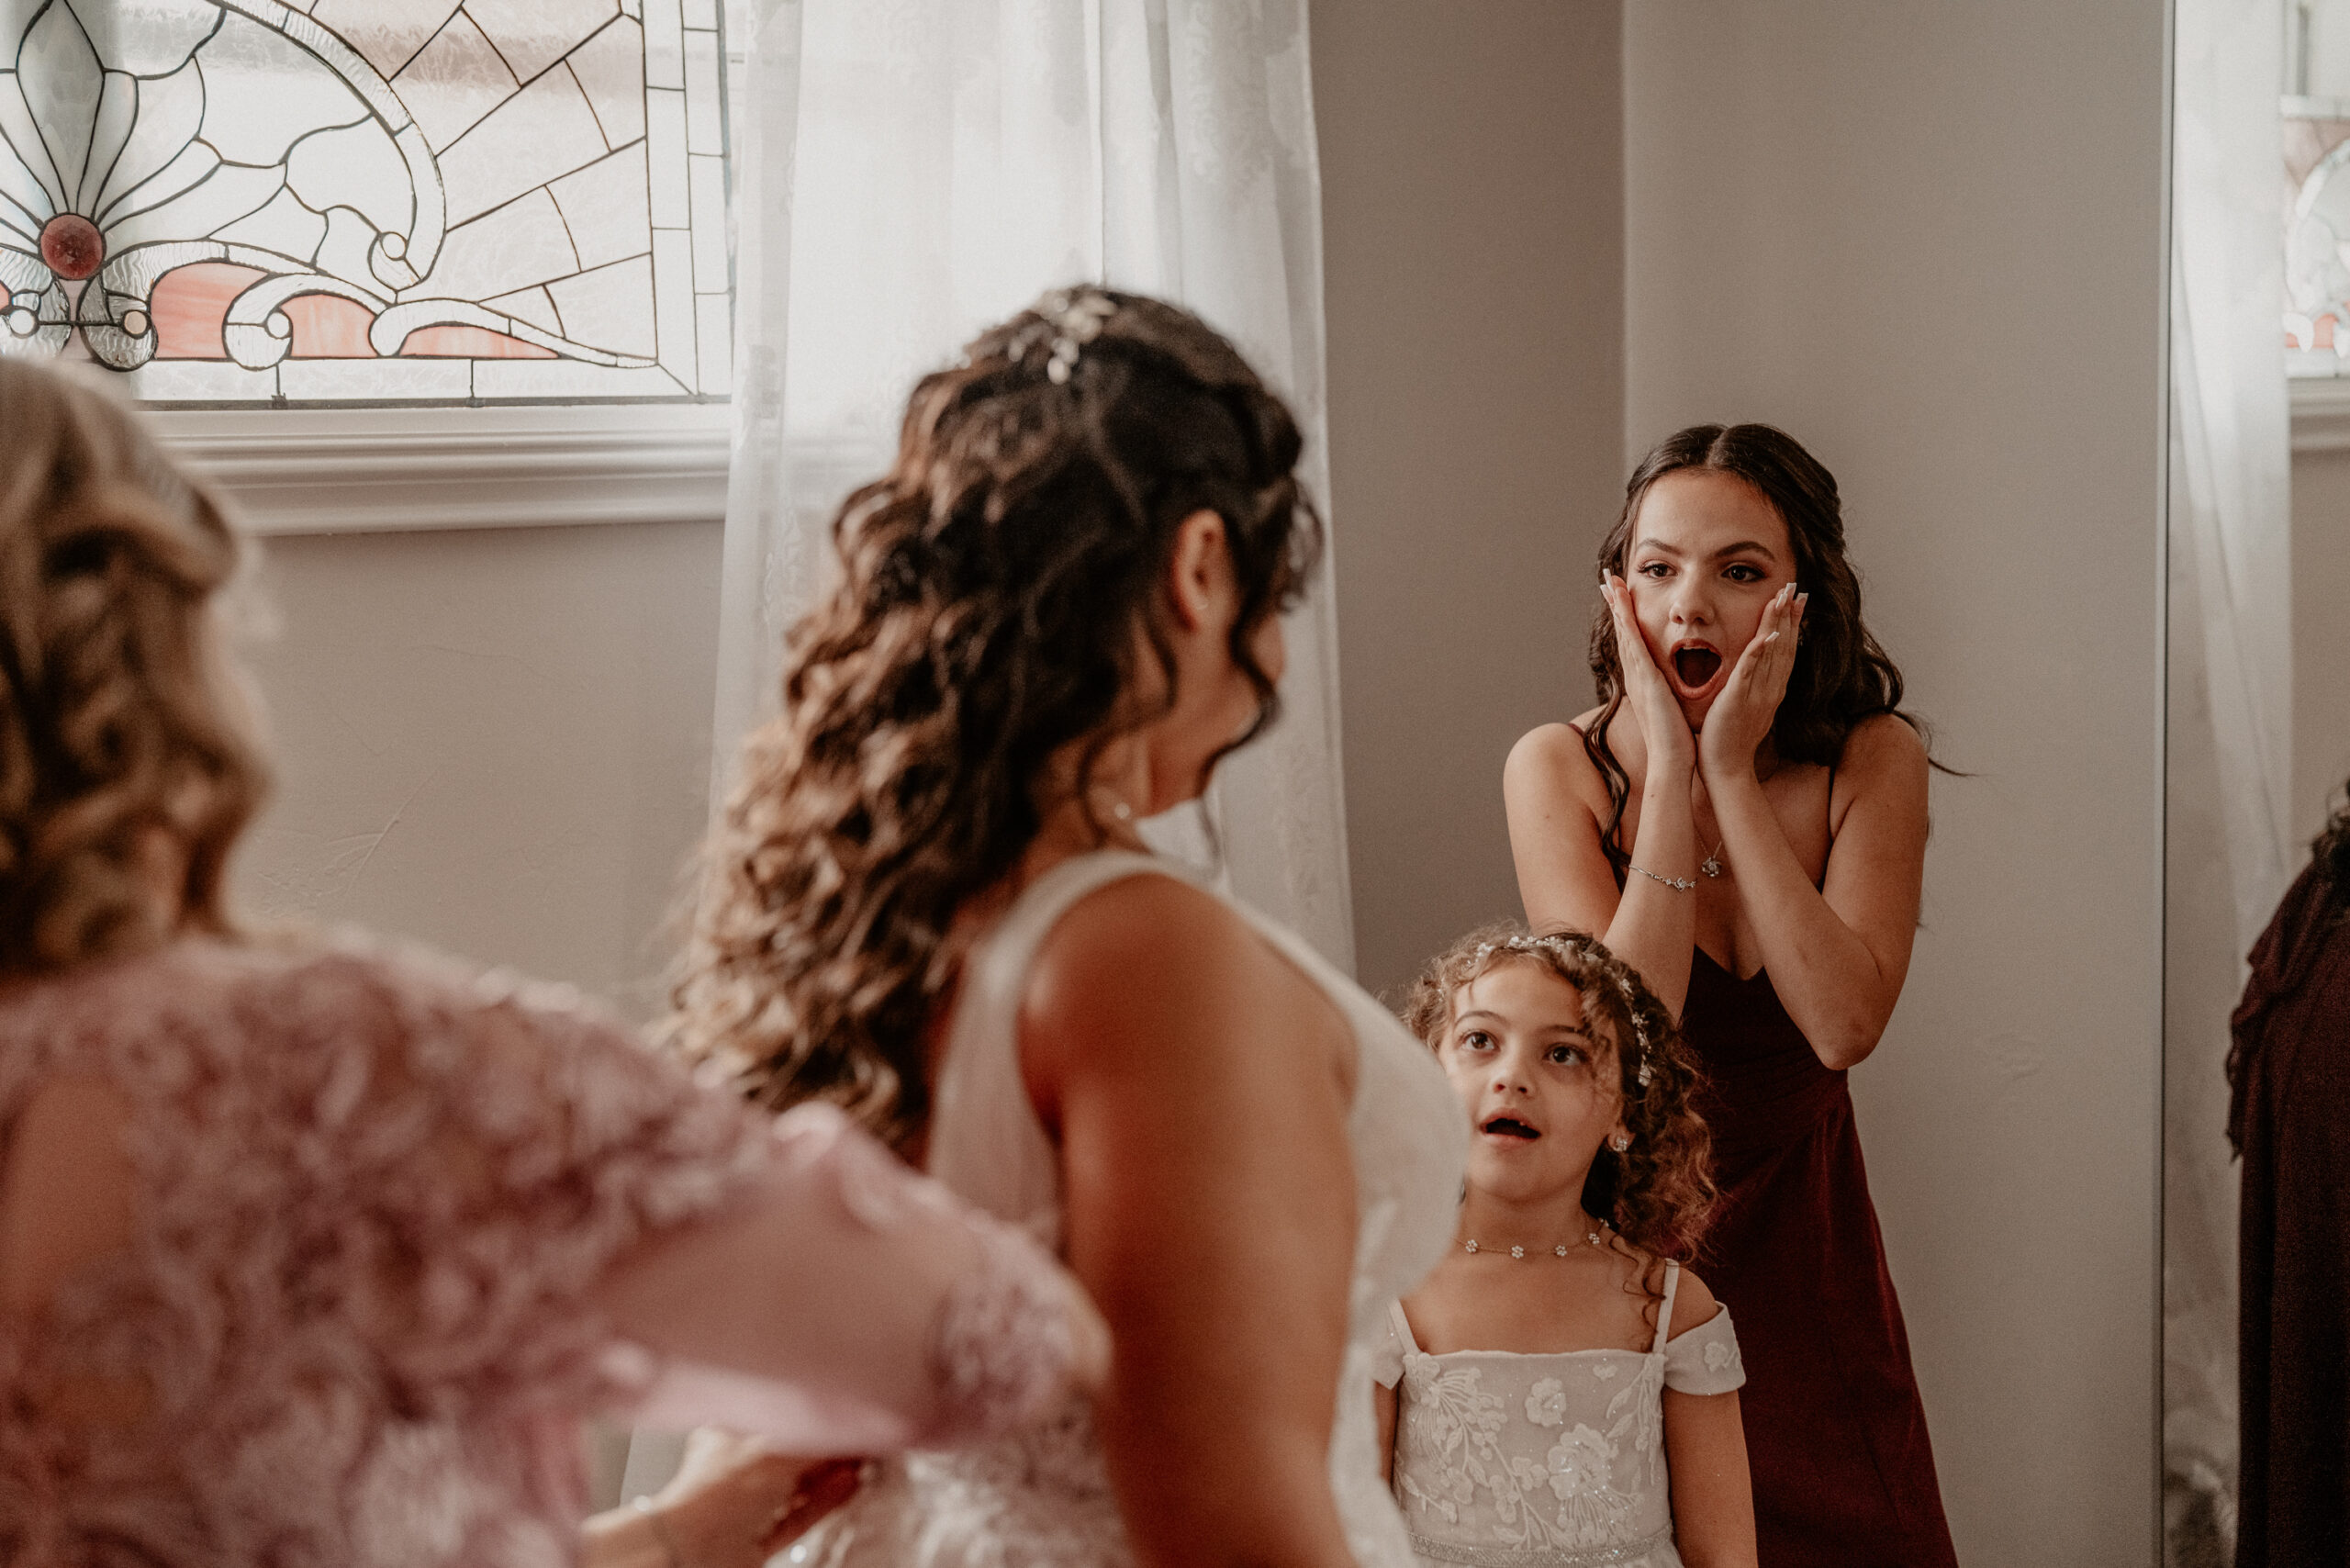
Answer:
[{"left": 1627, "top": 863, "right": 1696, "bottom": 891}]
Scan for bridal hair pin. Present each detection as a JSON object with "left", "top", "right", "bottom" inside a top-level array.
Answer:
[
  {"left": 1469, "top": 933, "right": 1656, "bottom": 1089},
  {"left": 1617, "top": 972, "right": 1655, "bottom": 1088},
  {"left": 1014, "top": 286, "right": 1119, "bottom": 385}
]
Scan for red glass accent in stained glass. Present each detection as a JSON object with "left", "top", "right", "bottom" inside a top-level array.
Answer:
[
  {"left": 150, "top": 263, "right": 267, "bottom": 359},
  {"left": 283, "top": 296, "right": 377, "bottom": 358},
  {"left": 38, "top": 216, "right": 103, "bottom": 281},
  {"left": 395, "top": 325, "right": 556, "bottom": 360}
]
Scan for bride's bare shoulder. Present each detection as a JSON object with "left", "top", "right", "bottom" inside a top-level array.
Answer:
[{"left": 1019, "top": 872, "right": 1341, "bottom": 1085}]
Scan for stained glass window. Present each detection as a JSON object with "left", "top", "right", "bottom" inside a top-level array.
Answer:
[
  {"left": 0, "top": 0, "right": 729, "bottom": 404},
  {"left": 2288, "top": 1, "right": 2350, "bottom": 375}
]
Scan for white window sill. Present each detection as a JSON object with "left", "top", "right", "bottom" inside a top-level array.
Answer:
[
  {"left": 151, "top": 404, "right": 733, "bottom": 536},
  {"left": 2291, "top": 375, "right": 2350, "bottom": 454}
]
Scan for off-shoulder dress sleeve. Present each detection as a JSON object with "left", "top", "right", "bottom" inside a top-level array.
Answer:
[{"left": 1662, "top": 1304, "right": 1747, "bottom": 1395}]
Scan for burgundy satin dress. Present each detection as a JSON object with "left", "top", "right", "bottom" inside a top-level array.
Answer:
[{"left": 1682, "top": 949, "right": 1957, "bottom": 1567}]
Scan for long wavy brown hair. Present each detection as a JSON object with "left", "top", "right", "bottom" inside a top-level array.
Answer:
[
  {"left": 2225, "top": 778, "right": 2350, "bottom": 1155},
  {"left": 0, "top": 358, "right": 267, "bottom": 973},
  {"left": 668, "top": 290, "right": 1319, "bottom": 1149},
  {"left": 1400, "top": 924, "right": 1718, "bottom": 1267},
  {"left": 1584, "top": 423, "right": 1943, "bottom": 878}
]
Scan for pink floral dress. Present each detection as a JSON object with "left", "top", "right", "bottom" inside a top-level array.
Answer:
[
  {"left": 0, "top": 935, "right": 1080, "bottom": 1568},
  {"left": 1374, "top": 1262, "right": 1746, "bottom": 1568}
]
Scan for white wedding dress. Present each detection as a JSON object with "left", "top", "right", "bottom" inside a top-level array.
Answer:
[{"left": 792, "top": 850, "right": 1467, "bottom": 1568}]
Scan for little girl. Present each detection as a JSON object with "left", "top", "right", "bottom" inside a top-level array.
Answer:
[{"left": 1375, "top": 927, "right": 1756, "bottom": 1568}]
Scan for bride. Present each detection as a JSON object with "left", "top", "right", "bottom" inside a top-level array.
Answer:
[{"left": 661, "top": 289, "right": 1465, "bottom": 1568}]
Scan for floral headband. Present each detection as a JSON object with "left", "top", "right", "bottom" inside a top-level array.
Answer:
[{"left": 1469, "top": 933, "right": 1655, "bottom": 1089}]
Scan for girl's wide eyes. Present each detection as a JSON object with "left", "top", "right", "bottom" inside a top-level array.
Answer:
[
  {"left": 1547, "top": 1044, "right": 1585, "bottom": 1066},
  {"left": 1460, "top": 1030, "right": 1495, "bottom": 1051},
  {"left": 1636, "top": 561, "right": 1671, "bottom": 579}
]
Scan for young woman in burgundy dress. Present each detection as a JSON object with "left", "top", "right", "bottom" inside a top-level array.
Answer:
[
  {"left": 1503, "top": 424, "right": 1956, "bottom": 1567},
  {"left": 2230, "top": 780, "right": 2350, "bottom": 1567}
]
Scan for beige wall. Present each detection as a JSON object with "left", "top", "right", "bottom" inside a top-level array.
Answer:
[
  {"left": 1625, "top": 5, "right": 2165, "bottom": 1562},
  {"left": 229, "top": 521, "right": 725, "bottom": 1021},
  {"left": 1314, "top": 0, "right": 1627, "bottom": 997},
  {"left": 2294, "top": 448, "right": 2350, "bottom": 834}
]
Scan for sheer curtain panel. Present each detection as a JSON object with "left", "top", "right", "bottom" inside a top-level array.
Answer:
[
  {"left": 712, "top": 0, "right": 1354, "bottom": 970},
  {"left": 2166, "top": 0, "right": 2293, "bottom": 1557}
]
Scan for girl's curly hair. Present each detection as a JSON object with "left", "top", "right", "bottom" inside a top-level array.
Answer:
[
  {"left": 667, "top": 290, "right": 1318, "bottom": 1148},
  {"left": 1401, "top": 924, "right": 1718, "bottom": 1262},
  {"left": 0, "top": 358, "right": 267, "bottom": 973}
]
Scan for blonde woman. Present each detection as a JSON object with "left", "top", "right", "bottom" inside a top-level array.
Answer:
[{"left": 0, "top": 359, "right": 1103, "bottom": 1568}]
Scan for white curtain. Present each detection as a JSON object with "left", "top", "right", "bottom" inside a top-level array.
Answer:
[
  {"left": 711, "top": 0, "right": 1355, "bottom": 969},
  {"left": 2165, "top": 0, "right": 2294, "bottom": 1557},
  {"left": 615, "top": 2, "right": 1354, "bottom": 1505}
]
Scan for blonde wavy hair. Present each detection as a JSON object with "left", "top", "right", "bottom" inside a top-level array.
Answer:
[
  {"left": 0, "top": 357, "right": 266, "bottom": 972},
  {"left": 1401, "top": 924, "right": 1718, "bottom": 1262}
]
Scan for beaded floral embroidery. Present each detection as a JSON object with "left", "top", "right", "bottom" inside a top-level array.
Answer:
[{"left": 1396, "top": 1350, "right": 1657, "bottom": 1551}]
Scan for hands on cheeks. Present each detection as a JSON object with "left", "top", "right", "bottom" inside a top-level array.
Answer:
[
  {"left": 1602, "top": 573, "right": 1695, "bottom": 772},
  {"left": 1696, "top": 584, "right": 1806, "bottom": 781}
]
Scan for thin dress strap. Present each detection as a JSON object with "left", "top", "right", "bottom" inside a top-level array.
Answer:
[
  {"left": 925, "top": 850, "right": 1184, "bottom": 1244},
  {"left": 1651, "top": 1259, "right": 1682, "bottom": 1352}
]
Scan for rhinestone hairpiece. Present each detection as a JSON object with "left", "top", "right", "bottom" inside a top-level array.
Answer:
[
  {"left": 1469, "top": 933, "right": 1653, "bottom": 1087},
  {"left": 1013, "top": 286, "right": 1118, "bottom": 385}
]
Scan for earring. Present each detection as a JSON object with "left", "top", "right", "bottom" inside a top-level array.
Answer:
[{"left": 1610, "top": 1133, "right": 1631, "bottom": 1153}]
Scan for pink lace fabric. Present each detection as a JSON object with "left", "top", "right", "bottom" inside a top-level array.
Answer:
[{"left": 0, "top": 936, "right": 1080, "bottom": 1568}]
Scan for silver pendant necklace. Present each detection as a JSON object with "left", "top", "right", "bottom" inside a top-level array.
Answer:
[{"left": 1702, "top": 835, "right": 1727, "bottom": 879}]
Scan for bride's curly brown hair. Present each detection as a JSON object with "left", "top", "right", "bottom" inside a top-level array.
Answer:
[
  {"left": 668, "top": 290, "right": 1320, "bottom": 1148},
  {"left": 1401, "top": 924, "right": 1718, "bottom": 1262},
  {"left": 0, "top": 359, "right": 266, "bottom": 973}
]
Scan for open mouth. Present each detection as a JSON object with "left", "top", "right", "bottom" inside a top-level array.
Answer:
[
  {"left": 1670, "top": 643, "right": 1723, "bottom": 692},
  {"left": 1481, "top": 1115, "right": 1541, "bottom": 1140}
]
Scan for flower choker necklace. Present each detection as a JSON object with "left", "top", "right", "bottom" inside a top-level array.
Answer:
[{"left": 1462, "top": 1216, "right": 1607, "bottom": 1259}]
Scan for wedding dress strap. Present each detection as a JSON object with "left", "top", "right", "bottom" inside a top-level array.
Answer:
[
  {"left": 1651, "top": 1259, "right": 1682, "bottom": 1352},
  {"left": 926, "top": 851, "right": 1191, "bottom": 1244}
]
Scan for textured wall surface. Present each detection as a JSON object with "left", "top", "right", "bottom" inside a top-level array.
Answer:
[
  {"left": 1625, "top": 5, "right": 2165, "bottom": 1560},
  {"left": 2293, "top": 447, "right": 2350, "bottom": 832},
  {"left": 1315, "top": 0, "right": 1627, "bottom": 998},
  {"left": 230, "top": 520, "right": 725, "bottom": 1020}
]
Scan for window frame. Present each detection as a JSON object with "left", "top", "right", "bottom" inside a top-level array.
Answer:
[{"left": 151, "top": 401, "right": 732, "bottom": 534}]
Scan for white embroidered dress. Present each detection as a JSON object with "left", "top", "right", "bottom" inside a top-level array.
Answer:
[
  {"left": 1374, "top": 1262, "right": 1746, "bottom": 1568},
  {"left": 797, "top": 850, "right": 1467, "bottom": 1568}
]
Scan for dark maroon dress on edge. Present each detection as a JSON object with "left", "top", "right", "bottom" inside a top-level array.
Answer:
[
  {"left": 1683, "top": 949, "right": 1958, "bottom": 1567},
  {"left": 2230, "top": 860, "right": 2350, "bottom": 1568}
]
